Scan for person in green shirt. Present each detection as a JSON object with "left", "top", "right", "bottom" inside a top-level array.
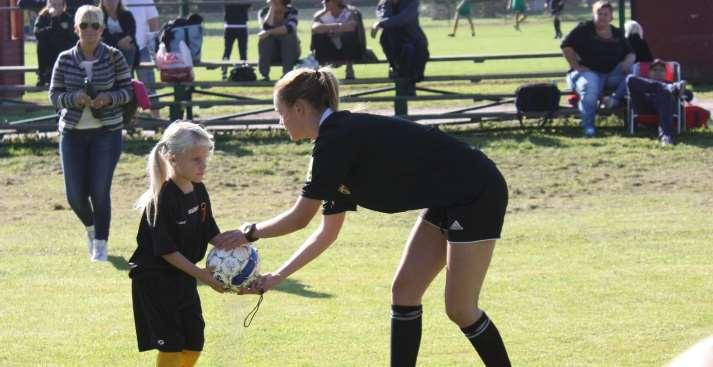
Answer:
[
  {"left": 448, "top": 0, "right": 474, "bottom": 37},
  {"left": 509, "top": 0, "right": 527, "bottom": 31}
]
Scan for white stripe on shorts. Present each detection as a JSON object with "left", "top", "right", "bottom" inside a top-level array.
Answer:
[{"left": 448, "top": 237, "right": 499, "bottom": 245}]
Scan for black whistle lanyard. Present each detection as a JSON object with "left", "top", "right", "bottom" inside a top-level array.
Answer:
[{"left": 243, "top": 293, "right": 264, "bottom": 328}]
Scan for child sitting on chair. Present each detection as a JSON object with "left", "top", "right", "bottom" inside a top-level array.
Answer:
[{"left": 615, "top": 59, "right": 686, "bottom": 146}]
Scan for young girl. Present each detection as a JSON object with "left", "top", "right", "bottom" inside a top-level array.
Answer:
[
  {"left": 129, "top": 121, "right": 232, "bottom": 367},
  {"left": 233, "top": 68, "right": 511, "bottom": 366},
  {"left": 448, "top": 0, "right": 475, "bottom": 37}
]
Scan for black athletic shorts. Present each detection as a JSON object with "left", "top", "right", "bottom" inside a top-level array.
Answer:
[
  {"left": 132, "top": 272, "right": 205, "bottom": 352},
  {"left": 420, "top": 164, "right": 508, "bottom": 243}
]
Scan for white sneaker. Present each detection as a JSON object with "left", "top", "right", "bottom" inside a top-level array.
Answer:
[
  {"left": 87, "top": 230, "right": 95, "bottom": 257},
  {"left": 660, "top": 135, "right": 674, "bottom": 147},
  {"left": 92, "top": 240, "right": 108, "bottom": 262}
]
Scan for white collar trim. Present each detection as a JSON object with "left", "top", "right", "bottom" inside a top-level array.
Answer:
[{"left": 319, "top": 108, "right": 334, "bottom": 126}]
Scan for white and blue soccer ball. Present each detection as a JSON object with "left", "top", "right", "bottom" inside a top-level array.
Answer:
[{"left": 206, "top": 245, "right": 260, "bottom": 291}]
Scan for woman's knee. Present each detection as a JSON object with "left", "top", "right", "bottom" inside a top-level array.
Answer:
[
  {"left": 444, "top": 301, "right": 480, "bottom": 326},
  {"left": 65, "top": 184, "right": 87, "bottom": 209},
  {"left": 391, "top": 275, "right": 427, "bottom": 305}
]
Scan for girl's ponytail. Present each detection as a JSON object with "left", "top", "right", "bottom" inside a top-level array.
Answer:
[{"left": 135, "top": 141, "right": 168, "bottom": 225}]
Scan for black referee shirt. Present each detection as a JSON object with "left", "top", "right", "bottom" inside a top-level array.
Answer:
[
  {"left": 302, "top": 111, "right": 496, "bottom": 215},
  {"left": 129, "top": 180, "right": 220, "bottom": 278}
]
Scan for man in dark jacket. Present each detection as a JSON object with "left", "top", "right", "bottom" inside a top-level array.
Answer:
[{"left": 371, "top": 0, "right": 429, "bottom": 95}]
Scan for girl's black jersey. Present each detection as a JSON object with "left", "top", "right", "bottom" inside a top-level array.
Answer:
[
  {"left": 129, "top": 180, "right": 220, "bottom": 278},
  {"left": 302, "top": 111, "right": 497, "bottom": 215}
]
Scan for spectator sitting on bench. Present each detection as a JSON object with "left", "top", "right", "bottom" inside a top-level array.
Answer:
[
  {"left": 561, "top": 0, "right": 635, "bottom": 137},
  {"left": 311, "top": 0, "right": 365, "bottom": 80},
  {"left": 617, "top": 59, "right": 685, "bottom": 147},
  {"left": 257, "top": 0, "right": 301, "bottom": 81},
  {"left": 34, "top": 0, "right": 78, "bottom": 87}
]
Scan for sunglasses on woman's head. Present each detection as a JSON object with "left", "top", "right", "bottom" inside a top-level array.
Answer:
[{"left": 79, "top": 22, "right": 102, "bottom": 30}]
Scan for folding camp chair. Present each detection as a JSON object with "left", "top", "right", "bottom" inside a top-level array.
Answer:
[{"left": 626, "top": 61, "right": 685, "bottom": 135}]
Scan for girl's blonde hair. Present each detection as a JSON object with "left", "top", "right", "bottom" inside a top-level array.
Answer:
[
  {"left": 274, "top": 67, "right": 339, "bottom": 111},
  {"left": 135, "top": 121, "right": 214, "bottom": 225}
]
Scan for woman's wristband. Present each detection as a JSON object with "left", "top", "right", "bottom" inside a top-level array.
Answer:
[{"left": 242, "top": 223, "right": 259, "bottom": 242}]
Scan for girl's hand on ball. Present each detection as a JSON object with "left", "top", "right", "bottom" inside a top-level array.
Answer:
[
  {"left": 201, "top": 269, "right": 226, "bottom": 293},
  {"left": 208, "top": 278, "right": 227, "bottom": 293}
]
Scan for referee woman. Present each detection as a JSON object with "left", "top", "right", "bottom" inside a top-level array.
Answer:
[{"left": 234, "top": 67, "right": 511, "bottom": 366}]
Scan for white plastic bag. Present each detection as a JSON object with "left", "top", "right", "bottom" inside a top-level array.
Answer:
[
  {"left": 155, "top": 41, "right": 194, "bottom": 82},
  {"left": 293, "top": 52, "right": 320, "bottom": 70}
]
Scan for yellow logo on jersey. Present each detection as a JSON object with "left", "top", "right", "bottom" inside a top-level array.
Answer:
[{"left": 338, "top": 184, "right": 351, "bottom": 195}]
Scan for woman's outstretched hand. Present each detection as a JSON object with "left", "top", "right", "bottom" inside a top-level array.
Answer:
[
  {"left": 212, "top": 230, "right": 249, "bottom": 249},
  {"left": 236, "top": 273, "right": 284, "bottom": 295}
]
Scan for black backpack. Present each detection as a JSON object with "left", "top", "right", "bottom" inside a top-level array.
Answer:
[
  {"left": 228, "top": 64, "right": 257, "bottom": 82},
  {"left": 515, "top": 83, "right": 561, "bottom": 128}
]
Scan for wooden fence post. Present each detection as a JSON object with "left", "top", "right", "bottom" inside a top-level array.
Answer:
[{"left": 394, "top": 78, "right": 409, "bottom": 116}]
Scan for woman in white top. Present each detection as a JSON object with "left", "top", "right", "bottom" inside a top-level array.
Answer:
[
  {"left": 311, "top": 0, "right": 365, "bottom": 79},
  {"left": 49, "top": 5, "right": 133, "bottom": 262}
]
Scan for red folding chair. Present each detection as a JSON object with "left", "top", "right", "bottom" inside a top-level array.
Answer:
[{"left": 626, "top": 61, "right": 685, "bottom": 135}]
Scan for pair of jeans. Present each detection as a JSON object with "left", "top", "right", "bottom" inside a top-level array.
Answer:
[
  {"left": 626, "top": 75, "right": 674, "bottom": 137},
  {"left": 135, "top": 47, "right": 158, "bottom": 107},
  {"left": 567, "top": 66, "right": 629, "bottom": 130},
  {"left": 59, "top": 128, "right": 122, "bottom": 241}
]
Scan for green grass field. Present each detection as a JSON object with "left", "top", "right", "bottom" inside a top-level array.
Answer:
[
  {"left": 2, "top": 9, "right": 713, "bottom": 367},
  {"left": 2, "top": 127, "right": 713, "bottom": 366}
]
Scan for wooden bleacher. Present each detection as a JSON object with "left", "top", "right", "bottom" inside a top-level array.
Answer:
[{"left": 0, "top": 52, "right": 579, "bottom": 135}]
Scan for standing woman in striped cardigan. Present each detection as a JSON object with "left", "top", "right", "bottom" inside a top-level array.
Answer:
[{"left": 49, "top": 5, "right": 133, "bottom": 262}]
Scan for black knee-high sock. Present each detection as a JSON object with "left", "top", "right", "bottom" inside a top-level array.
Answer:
[
  {"left": 554, "top": 18, "right": 562, "bottom": 36},
  {"left": 391, "top": 305, "right": 422, "bottom": 367},
  {"left": 461, "top": 312, "right": 511, "bottom": 367}
]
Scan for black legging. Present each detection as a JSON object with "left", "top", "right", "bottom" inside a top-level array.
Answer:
[{"left": 223, "top": 27, "right": 248, "bottom": 61}]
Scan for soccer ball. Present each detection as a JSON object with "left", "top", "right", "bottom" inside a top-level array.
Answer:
[{"left": 206, "top": 245, "right": 260, "bottom": 291}]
